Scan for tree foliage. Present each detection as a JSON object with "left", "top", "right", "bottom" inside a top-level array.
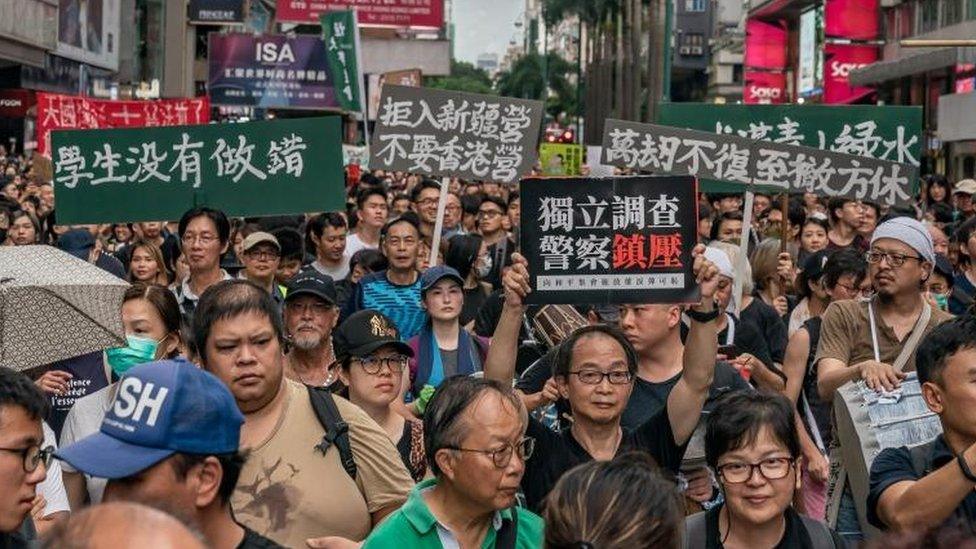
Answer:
[
  {"left": 496, "top": 53, "right": 576, "bottom": 119},
  {"left": 425, "top": 60, "right": 496, "bottom": 95}
]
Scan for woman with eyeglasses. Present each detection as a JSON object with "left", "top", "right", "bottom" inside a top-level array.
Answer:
[
  {"left": 685, "top": 390, "right": 843, "bottom": 549},
  {"left": 336, "top": 309, "right": 427, "bottom": 482},
  {"left": 782, "top": 249, "right": 867, "bottom": 521}
]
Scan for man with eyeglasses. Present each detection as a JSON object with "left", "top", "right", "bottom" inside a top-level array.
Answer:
[
  {"left": 484, "top": 245, "right": 721, "bottom": 511},
  {"left": 441, "top": 192, "right": 464, "bottom": 240},
  {"left": 239, "top": 232, "right": 285, "bottom": 311},
  {"left": 411, "top": 179, "right": 441, "bottom": 245},
  {"left": 193, "top": 280, "right": 413, "bottom": 547},
  {"left": 283, "top": 271, "right": 340, "bottom": 388},
  {"left": 478, "top": 196, "right": 516, "bottom": 292},
  {"left": 174, "top": 207, "right": 234, "bottom": 322},
  {"left": 815, "top": 216, "right": 952, "bottom": 541},
  {"left": 0, "top": 368, "right": 53, "bottom": 545},
  {"left": 346, "top": 214, "right": 427, "bottom": 340},
  {"left": 363, "top": 375, "right": 544, "bottom": 548}
]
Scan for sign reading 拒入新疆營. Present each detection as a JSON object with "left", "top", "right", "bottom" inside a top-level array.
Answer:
[
  {"left": 369, "top": 85, "right": 544, "bottom": 184},
  {"left": 601, "top": 119, "right": 918, "bottom": 208},
  {"left": 51, "top": 117, "right": 345, "bottom": 224},
  {"left": 520, "top": 175, "right": 700, "bottom": 305},
  {"left": 656, "top": 103, "right": 923, "bottom": 195}
]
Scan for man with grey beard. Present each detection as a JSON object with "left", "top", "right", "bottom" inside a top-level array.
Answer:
[{"left": 282, "top": 272, "right": 341, "bottom": 388}]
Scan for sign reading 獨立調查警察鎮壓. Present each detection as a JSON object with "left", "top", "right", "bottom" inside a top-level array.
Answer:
[
  {"left": 369, "top": 85, "right": 544, "bottom": 184},
  {"left": 601, "top": 119, "right": 918, "bottom": 208},
  {"left": 520, "top": 175, "right": 700, "bottom": 305},
  {"left": 51, "top": 117, "right": 345, "bottom": 225}
]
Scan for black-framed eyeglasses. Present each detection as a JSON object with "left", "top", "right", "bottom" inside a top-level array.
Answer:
[
  {"left": 357, "top": 355, "right": 409, "bottom": 375},
  {"left": 865, "top": 250, "right": 923, "bottom": 268},
  {"left": 0, "top": 445, "right": 54, "bottom": 473},
  {"left": 245, "top": 250, "right": 280, "bottom": 260},
  {"left": 569, "top": 370, "right": 633, "bottom": 385},
  {"left": 717, "top": 456, "right": 795, "bottom": 484},
  {"left": 448, "top": 436, "right": 535, "bottom": 468},
  {"left": 477, "top": 210, "right": 504, "bottom": 219}
]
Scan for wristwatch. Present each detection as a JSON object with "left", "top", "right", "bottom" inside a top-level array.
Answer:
[
  {"left": 957, "top": 453, "right": 976, "bottom": 483},
  {"left": 686, "top": 305, "right": 720, "bottom": 323}
]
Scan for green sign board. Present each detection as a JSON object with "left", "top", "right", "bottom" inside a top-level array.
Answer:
[
  {"left": 51, "top": 117, "right": 345, "bottom": 224},
  {"left": 539, "top": 143, "right": 584, "bottom": 176},
  {"left": 322, "top": 10, "right": 363, "bottom": 113},
  {"left": 657, "top": 103, "right": 923, "bottom": 194}
]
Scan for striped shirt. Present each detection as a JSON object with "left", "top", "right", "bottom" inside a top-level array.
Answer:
[{"left": 347, "top": 271, "right": 427, "bottom": 340}]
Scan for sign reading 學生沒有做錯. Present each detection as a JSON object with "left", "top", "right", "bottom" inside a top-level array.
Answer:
[
  {"left": 51, "top": 117, "right": 345, "bottom": 224},
  {"left": 369, "top": 85, "right": 544, "bottom": 184},
  {"left": 601, "top": 119, "right": 918, "bottom": 208},
  {"left": 520, "top": 175, "right": 700, "bottom": 305}
]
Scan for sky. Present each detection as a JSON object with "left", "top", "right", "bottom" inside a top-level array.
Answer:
[{"left": 451, "top": 0, "right": 525, "bottom": 64}]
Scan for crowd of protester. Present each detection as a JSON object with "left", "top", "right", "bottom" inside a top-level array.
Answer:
[{"left": 4, "top": 144, "right": 976, "bottom": 548}]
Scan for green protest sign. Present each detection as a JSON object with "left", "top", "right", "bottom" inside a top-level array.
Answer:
[
  {"left": 52, "top": 117, "right": 345, "bottom": 224},
  {"left": 657, "top": 103, "right": 923, "bottom": 194},
  {"left": 322, "top": 11, "right": 362, "bottom": 113},
  {"left": 539, "top": 143, "right": 584, "bottom": 176}
]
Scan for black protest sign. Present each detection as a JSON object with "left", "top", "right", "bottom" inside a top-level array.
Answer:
[
  {"left": 520, "top": 175, "right": 700, "bottom": 305},
  {"left": 601, "top": 119, "right": 917, "bottom": 207},
  {"left": 369, "top": 85, "right": 544, "bottom": 183}
]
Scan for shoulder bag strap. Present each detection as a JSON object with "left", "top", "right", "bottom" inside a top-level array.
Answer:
[{"left": 307, "top": 386, "right": 358, "bottom": 480}]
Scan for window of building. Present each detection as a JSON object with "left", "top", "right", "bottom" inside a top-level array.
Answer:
[
  {"left": 685, "top": 0, "right": 706, "bottom": 12},
  {"left": 919, "top": 0, "right": 939, "bottom": 32},
  {"left": 943, "top": 0, "right": 965, "bottom": 25}
]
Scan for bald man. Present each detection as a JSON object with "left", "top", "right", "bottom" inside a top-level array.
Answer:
[{"left": 41, "top": 502, "right": 205, "bottom": 549}]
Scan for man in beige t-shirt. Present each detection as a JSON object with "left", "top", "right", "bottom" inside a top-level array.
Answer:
[{"left": 192, "top": 279, "right": 414, "bottom": 547}]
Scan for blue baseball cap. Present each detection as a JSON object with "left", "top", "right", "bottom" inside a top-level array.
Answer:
[
  {"left": 420, "top": 265, "right": 464, "bottom": 296},
  {"left": 55, "top": 359, "right": 244, "bottom": 479}
]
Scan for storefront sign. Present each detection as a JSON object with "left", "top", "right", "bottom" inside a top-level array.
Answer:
[
  {"left": 520, "top": 175, "right": 700, "bottom": 305},
  {"left": 207, "top": 33, "right": 340, "bottom": 109},
  {"left": 369, "top": 85, "right": 543, "bottom": 183},
  {"left": 602, "top": 119, "right": 917, "bottom": 207},
  {"left": 823, "top": 43, "right": 878, "bottom": 104},
  {"left": 189, "top": 0, "right": 244, "bottom": 24},
  {"left": 276, "top": 0, "right": 444, "bottom": 28},
  {"left": 36, "top": 93, "right": 210, "bottom": 156},
  {"left": 744, "top": 71, "right": 787, "bottom": 104},
  {"left": 51, "top": 117, "right": 344, "bottom": 224}
]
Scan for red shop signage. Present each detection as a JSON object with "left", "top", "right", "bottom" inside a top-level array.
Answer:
[
  {"left": 0, "top": 89, "right": 36, "bottom": 118},
  {"left": 744, "top": 71, "right": 788, "bottom": 104},
  {"left": 823, "top": 43, "right": 878, "bottom": 104},
  {"left": 276, "top": 0, "right": 444, "bottom": 28}
]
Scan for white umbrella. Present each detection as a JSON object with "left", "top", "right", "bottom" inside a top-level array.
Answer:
[{"left": 0, "top": 245, "right": 129, "bottom": 371}]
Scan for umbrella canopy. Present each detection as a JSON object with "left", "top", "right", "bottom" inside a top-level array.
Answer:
[{"left": 0, "top": 245, "right": 129, "bottom": 371}]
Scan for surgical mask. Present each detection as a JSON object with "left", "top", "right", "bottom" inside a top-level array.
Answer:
[
  {"left": 934, "top": 293, "right": 948, "bottom": 311},
  {"left": 105, "top": 335, "right": 160, "bottom": 376},
  {"left": 476, "top": 253, "right": 493, "bottom": 279}
]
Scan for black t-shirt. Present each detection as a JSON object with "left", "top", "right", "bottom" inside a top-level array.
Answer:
[
  {"left": 620, "top": 362, "right": 752, "bottom": 431},
  {"left": 694, "top": 505, "right": 842, "bottom": 548},
  {"left": 461, "top": 285, "right": 489, "bottom": 327},
  {"left": 740, "top": 297, "right": 788, "bottom": 365},
  {"left": 680, "top": 316, "right": 774, "bottom": 369},
  {"left": 522, "top": 409, "right": 686, "bottom": 512},
  {"left": 237, "top": 524, "right": 284, "bottom": 548}
]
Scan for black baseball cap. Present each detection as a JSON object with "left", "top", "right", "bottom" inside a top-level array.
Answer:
[
  {"left": 333, "top": 310, "right": 414, "bottom": 361},
  {"left": 285, "top": 271, "right": 337, "bottom": 305}
]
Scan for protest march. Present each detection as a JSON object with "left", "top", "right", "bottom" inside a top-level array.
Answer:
[{"left": 3, "top": 2, "right": 976, "bottom": 549}]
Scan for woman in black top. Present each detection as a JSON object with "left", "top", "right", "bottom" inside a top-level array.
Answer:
[
  {"left": 445, "top": 234, "right": 492, "bottom": 329},
  {"left": 685, "top": 391, "right": 843, "bottom": 549}
]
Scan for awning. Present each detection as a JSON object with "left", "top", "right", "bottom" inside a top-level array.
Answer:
[
  {"left": 937, "top": 92, "right": 976, "bottom": 142},
  {"left": 848, "top": 47, "right": 976, "bottom": 86}
]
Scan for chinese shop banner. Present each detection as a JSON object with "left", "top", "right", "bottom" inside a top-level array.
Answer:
[
  {"left": 601, "top": 119, "right": 917, "bottom": 207},
  {"left": 208, "top": 33, "right": 340, "bottom": 109},
  {"left": 51, "top": 117, "right": 345, "bottom": 224},
  {"left": 369, "top": 85, "right": 544, "bottom": 183},
  {"left": 276, "top": 0, "right": 444, "bottom": 28},
  {"left": 520, "top": 175, "right": 700, "bottom": 305},
  {"left": 36, "top": 93, "right": 210, "bottom": 156}
]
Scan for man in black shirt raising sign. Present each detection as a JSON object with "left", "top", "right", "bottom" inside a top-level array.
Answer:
[{"left": 484, "top": 245, "right": 720, "bottom": 510}]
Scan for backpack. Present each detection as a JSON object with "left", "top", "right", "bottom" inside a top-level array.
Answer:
[{"left": 307, "top": 386, "right": 357, "bottom": 480}]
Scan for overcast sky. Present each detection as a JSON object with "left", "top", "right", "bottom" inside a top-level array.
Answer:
[{"left": 452, "top": 0, "right": 524, "bottom": 64}]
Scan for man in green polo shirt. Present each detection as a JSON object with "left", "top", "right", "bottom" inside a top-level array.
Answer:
[{"left": 363, "top": 376, "right": 543, "bottom": 548}]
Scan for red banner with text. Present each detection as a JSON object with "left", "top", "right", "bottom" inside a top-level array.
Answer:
[
  {"left": 276, "top": 0, "right": 443, "bottom": 28},
  {"left": 36, "top": 93, "right": 210, "bottom": 156},
  {"left": 744, "top": 71, "right": 788, "bottom": 104}
]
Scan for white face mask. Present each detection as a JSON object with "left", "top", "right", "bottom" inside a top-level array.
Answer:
[{"left": 476, "top": 253, "right": 493, "bottom": 279}]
